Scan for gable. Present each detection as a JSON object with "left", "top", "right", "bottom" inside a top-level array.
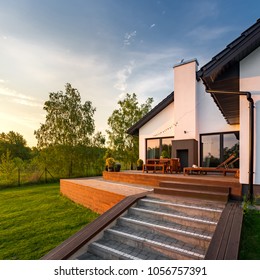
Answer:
[
  {"left": 127, "top": 91, "right": 174, "bottom": 135},
  {"left": 197, "top": 19, "right": 260, "bottom": 125}
]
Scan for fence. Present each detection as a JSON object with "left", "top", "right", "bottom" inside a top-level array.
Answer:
[{"left": 0, "top": 164, "right": 104, "bottom": 188}]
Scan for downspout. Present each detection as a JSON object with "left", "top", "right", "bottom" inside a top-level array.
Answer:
[
  {"left": 206, "top": 90, "right": 254, "bottom": 202},
  {"left": 246, "top": 92, "right": 254, "bottom": 203}
]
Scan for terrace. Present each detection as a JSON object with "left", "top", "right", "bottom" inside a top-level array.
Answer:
[{"left": 43, "top": 170, "right": 243, "bottom": 260}]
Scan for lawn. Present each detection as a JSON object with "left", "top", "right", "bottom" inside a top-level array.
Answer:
[
  {"left": 239, "top": 208, "right": 260, "bottom": 259},
  {"left": 1, "top": 182, "right": 259, "bottom": 260},
  {"left": 0, "top": 183, "right": 99, "bottom": 260}
]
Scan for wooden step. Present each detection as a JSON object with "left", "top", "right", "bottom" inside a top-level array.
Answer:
[
  {"left": 159, "top": 181, "right": 230, "bottom": 194},
  {"left": 154, "top": 187, "right": 229, "bottom": 202},
  {"left": 128, "top": 207, "right": 217, "bottom": 232},
  {"left": 139, "top": 197, "right": 223, "bottom": 219}
]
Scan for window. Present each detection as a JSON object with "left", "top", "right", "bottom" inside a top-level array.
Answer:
[
  {"left": 201, "top": 134, "right": 220, "bottom": 167},
  {"left": 146, "top": 139, "right": 160, "bottom": 159},
  {"left": 200, "top": 132, "right": 239, "bottom": 167},
  {"left": 146, "top": 137, "right": 174, "bottom": 159}
]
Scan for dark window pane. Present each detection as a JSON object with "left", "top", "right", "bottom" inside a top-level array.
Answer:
[
  {"left": 201, "top": 135, "right": 220, "bottom": 167},
  {"left": 223, "top": 133, "right": 239, "bottom": 167},
  {"left": 161, "top": 138, "right": 174, "bottom": 158}
]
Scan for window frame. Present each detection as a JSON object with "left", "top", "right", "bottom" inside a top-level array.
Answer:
[
  {"left": 199, "top": 131, "right": 239, "bottom": 167},
  {"left": 145, "top": 136, "right": 174, "bottom": 160}
]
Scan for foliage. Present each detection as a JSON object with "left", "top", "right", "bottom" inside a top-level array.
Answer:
[
  {"left": 0, "top": 131, "right": 31, "bottom": 160},
  {"left": 137, "top": 159, "right": 143, "bottom": 167},
  {"left": 160, "top": 150, "right": 169, "bottom": 158},
  {"left": 0, "top": 150, "right": 16, "bottom": 183},
  {"left": 106, "top": 93, "right": 153, "bottom": 169},
  {"left": 34, "top": 144, "right": 106, "bottom": 179},
  {"left": 106, "top": 157, "right": 115, "bottom": 167},
  {"left": 239, "top": 209, "right": 260, "bottom": 259},
  {"left": 0, "top": 183, "right": 99, "bottom": 259},
  {"left": 0, "top": 145, "right": 106, "bottom": 188},
  {"left": 34, "top": 83, "right": 96, "bottom": 148}
]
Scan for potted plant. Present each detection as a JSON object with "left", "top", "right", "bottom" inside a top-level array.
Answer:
[
  {"left": 106, "top": 157, "right": 115, "bottom": 172},
  {"left": 136, "top": 159, "right": 143, "bottom": 170},
  {"left": 160, "top": 150, "right": 169, "bottom": 159},
  {"left": 114, "top": 162, "right": 121, "bottom": 172}
]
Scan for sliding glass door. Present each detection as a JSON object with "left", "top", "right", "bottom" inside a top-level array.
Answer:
[{"left": 200, "top": 131, "right": 239, "bottom": 167}]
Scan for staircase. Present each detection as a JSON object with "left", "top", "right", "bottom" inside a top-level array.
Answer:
[
  {"left": 155, "top": 181, "right": 230, "bottom": 202},
  {"left": 72, "top": 195, "right": 224, "bottom": 260}
]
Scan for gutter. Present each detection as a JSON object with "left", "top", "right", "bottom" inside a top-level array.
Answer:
[{"left": 206, "top": 90, "right": 254, "bottom": 202}]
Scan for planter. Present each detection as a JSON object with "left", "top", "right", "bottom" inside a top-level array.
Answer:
[{"left": 114, "top": 163, "right": 121, "bottom": 172}]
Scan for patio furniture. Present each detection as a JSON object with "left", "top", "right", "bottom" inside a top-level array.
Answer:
[
  {"left": 183, "top": 155, "right": 239, "bottom": 177},
  {"left": 143, "top": 158, "right": 169, "bottom": 173},
  {"left": 183, "top": 167, "right": 239, "bottom": 177},
  {"left": 216, "top": 154, "right": 235, "bottom": 168},
  {"left": 167, "top": 158, "right": 181, "bottom": 173}
]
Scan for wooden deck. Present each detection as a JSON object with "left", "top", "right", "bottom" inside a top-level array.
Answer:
[
  {"left": 103, "top": 170, "right": 242, "bottom": 200},
  {"left": 60, "top": 177, "right": 152, "bottom": 214},
  {"left": 205, "top": 201, "right": 243, "bottom": 259}
]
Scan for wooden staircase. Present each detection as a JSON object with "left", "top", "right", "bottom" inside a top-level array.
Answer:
[
  {"left": 71, "top": 196, "right": 224, "bottom": 260},
  {"left": 155, "top": 180, "right": 230, "bottom": 202}
]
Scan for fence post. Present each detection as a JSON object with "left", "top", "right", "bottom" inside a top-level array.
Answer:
[
  {"left": 45, "top": 167, "right": 47, "bottom": 183},
  {"left": 18, "top": 168, "right": 21, "bottom": 186}
]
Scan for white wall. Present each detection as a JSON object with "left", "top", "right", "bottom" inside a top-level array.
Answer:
[
  {"left": 196, "top": 81, "right": 240, "bottom": 135},
  {"left": 139, "top": 102, "right": 175, "bottom": 161},
  {"left": 240, "top": 46, "right": 260, "bottom": 184},
  {"left": 173, "top": 60, "right": 198, "bottom": 140}
]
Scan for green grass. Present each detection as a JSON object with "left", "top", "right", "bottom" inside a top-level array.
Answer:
[
  {"left": 1, "top": 183, "right": 259, "bottom": 260},
  {"left": 0, "top": 183, "right": 99, "bottom": 260},
  {"left": 239, "top": 209, "right": 260, "bottom": 259}
]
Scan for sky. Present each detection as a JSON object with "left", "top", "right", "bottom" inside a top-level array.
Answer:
[{"left": 0, "top": 0, "right": 259, "bottom": 147}]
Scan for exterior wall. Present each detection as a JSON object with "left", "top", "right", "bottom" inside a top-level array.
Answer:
[
  {"left": 196, "top": 80, "right": 240, "bottom": 166},
  {"left": 240, "top": 46, "right": 260, "bottom": 184},
  {"left": 196, "top": 81, "right": 240, "bottom": 135},
  {"left": 139, "top": 102, "right": 174, "bottom": 161},
  {"left": 173, "top": 60, "right": 198, "bottom": 140}
]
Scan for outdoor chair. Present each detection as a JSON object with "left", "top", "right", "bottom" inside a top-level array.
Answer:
[
  {"left": 216, "top": 154, "right": 235, "bottom": 168},
  {"left": 168, "top": 158, "right": 181, "bottom": 173},
  {"left": 183, "top": 154, "right": 239, "bottom": 177}
]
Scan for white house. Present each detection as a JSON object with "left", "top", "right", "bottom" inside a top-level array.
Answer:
[{"left": 128, "top": 19, "right": 260, "bottom": 198}]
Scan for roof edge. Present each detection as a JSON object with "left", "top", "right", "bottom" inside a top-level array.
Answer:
[{"left": 127, "top": 91, "right": 174, "bottom": 136}]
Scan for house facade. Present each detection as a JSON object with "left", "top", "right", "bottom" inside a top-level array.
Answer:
[{"left": 128, "top": 19, "right": 260, "bottom": 191}]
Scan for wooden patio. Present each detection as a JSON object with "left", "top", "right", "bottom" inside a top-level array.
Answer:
[
  {"left": 103, "top": 170, "right": 242, "bottom": 200},
  {"left": 47, "top": 170, "right": 243, "bottom": 260}
]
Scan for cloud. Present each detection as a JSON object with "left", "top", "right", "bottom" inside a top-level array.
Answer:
[
  {"left": 114, "top": 61, "right": 135, "bottom": 92},
  {"left": 0, "top": 86, "right": 43, "bottom": 107},
  {"left": 150, "top": 24, "right": 156, "bottom": 29},
  {"left": 123, "top": 31, "right": 137, "bottom": 46}
]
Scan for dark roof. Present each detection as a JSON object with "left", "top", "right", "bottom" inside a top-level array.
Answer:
[
  {"left": 127, "top": 91, "right": 174, "bottom": 135},
  {"left": 197, "top": 19, "right": 260, "bottom": 124}
]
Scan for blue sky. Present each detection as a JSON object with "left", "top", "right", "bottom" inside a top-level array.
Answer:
[{"left": 0, "top": 0, "right": 259, "bottom": 147}]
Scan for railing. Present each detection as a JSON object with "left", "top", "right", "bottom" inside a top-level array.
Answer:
[{"left": 41, "top": 192, "right": 148, "bottom": 260}]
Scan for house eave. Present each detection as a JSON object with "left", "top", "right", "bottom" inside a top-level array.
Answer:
[
  {"left": 127, "top": 91, "right": 174, "bottom": 136},
  {"left": 197, "top": 19, "right": 260, "bottom": 125}
]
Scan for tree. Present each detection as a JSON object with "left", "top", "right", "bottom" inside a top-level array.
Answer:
[
  {"left": 0, "top": 131, "right": 31, "bottom": 160},
  {"left": 34, "top": 83, "right": 96, "bottom": 148},
  {"left": 106, "top": 93, "right": 153, "bottom": 169},
  {"left": 0, "top": 149, "right": 16, "bottom": 180}
]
